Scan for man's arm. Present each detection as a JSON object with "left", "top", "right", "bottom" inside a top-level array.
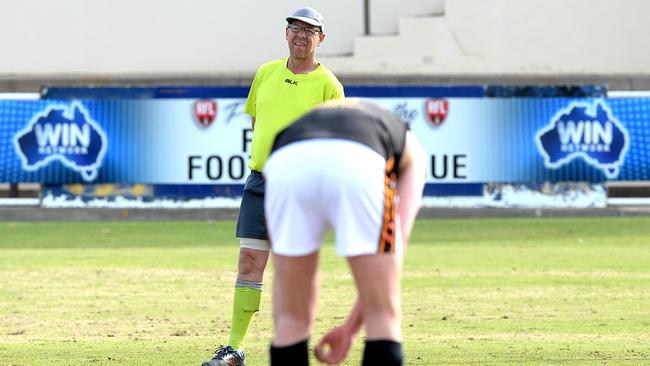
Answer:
[
  {"left": 396, "top": 131, "right": 426, "bottom": 246},
  {"left": 314, "top": 300, "right": 363, "bottom": 364}
]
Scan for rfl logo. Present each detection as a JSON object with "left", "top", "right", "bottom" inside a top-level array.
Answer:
[
  {"left": 425, "top": 99, "right": 448, "bottom": 127},
  {"left": 194, "top": 100, "right": 217, "bottom": 128}
]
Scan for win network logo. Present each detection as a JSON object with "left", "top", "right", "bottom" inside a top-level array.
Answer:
[
  {"left": 13, "top": 102, "right": 108, "bottom": 181},
  {"left": 536, "top": 101, "right": 628, "bottom": 178}
]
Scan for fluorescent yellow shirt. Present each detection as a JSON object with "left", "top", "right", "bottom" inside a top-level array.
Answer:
[{"left": 244, "top": 58, "right": 345, "bottom": 171}]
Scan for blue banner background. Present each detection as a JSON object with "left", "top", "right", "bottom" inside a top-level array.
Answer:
[{"left": 1, "top": 97, "right": 648, "bottom": 185}]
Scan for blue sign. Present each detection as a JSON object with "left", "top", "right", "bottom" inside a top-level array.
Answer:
[
  {"left": 0, "top": 97, "right": 649, "bottom": 184},
  {"left": 536, "top": 101, "right": 629, "bottom": 179},
  {"left": 13, "top": 102, "right": 107, "bottom": 181}
]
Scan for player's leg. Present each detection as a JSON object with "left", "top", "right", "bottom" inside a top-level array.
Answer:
[
  {"left": 229, "top": 246, "right": 269, "bottom": 349},
  {"left": 264, "top": 141, "right": 330, "bottom": 365},
  {"left": 348, "top": 253, "right": 403, "bottom": 366},
  {"left": 201, "top": 171, "right": 268, "bottom": 366},
  {"left": 230, "top": 171, "right": 269, "bottom": 349},
  {"left": 269, "top": 252, "right": 319, "bottom": 366},
  {"left": 325, "top": 140, "right": 403, "bottom": 364}
]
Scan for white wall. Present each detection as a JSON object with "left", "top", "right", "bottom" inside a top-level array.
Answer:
[
  {"left": 0, "top": 0, "right": 363, "bottom": 75},
  {"left": 444, "top": 0, "right": 650, "bottom": 74},
  {"left": 0, "top": 0, "right": 648, "bottom": 78},
  {"left": 325, "top": 0, "right": 650, "bottom": 76},
  {"left": 369, "top": 0, "right": 444, "bottom": 34}
]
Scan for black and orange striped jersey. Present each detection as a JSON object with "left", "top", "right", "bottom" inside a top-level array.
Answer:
[{"left": 271, "top": 99, "right": 408, "bottom": 178}]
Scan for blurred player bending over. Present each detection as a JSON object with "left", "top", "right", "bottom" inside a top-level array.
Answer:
[
  {"left": 264, "top": 99, "right": 426, "bottom": 366},
  {"left": 200, "top": 6, "right": 344, "bottom": 366}
]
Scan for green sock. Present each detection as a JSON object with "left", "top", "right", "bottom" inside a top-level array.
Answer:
[{"left": 228, "top": 284, "right": 262, "bottom": 349}]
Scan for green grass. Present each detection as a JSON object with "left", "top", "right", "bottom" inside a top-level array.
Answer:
[{"left": 1, "top": 217, "right": 650, "bottom": 365}]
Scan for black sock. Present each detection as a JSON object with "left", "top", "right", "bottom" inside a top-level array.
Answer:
[
  {"left": 362, "top": 340, "right": 403, "bottom": 366},
  {"left": 270, "top": 338, "right": 309, "bottom": 366}
]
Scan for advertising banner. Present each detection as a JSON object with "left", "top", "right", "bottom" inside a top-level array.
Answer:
[
  {"left": 382, "top": 97, "right": 648, "bottom": 183},
  {"left": 4, "top": 99, "right": 252, "bottom": 184},
  {"left": 1, "top": 97, "right": 648, "bottom": 184}
]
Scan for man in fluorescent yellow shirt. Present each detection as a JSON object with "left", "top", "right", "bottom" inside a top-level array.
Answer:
[
  {"left": 200, "top": 6, "right": 344, "bottom": 366},
  {"left": 245, "top": 56, "right": 344, "bottom": 172}
]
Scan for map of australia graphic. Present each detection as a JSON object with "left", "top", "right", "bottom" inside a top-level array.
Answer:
[
  {"left": 536, "top": 102, "right": 628, "bottom": 178},
  {"left": 14, "top": 103, "right": 107, "bottom": 181}
]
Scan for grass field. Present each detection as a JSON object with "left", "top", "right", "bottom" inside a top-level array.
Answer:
[{"left": 1, "top": 217, "right": 650, "bottom": 365}]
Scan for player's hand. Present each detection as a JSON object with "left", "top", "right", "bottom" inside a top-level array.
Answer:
[{"left": 314, "top": 326, "right": 354, "bottom": 365}]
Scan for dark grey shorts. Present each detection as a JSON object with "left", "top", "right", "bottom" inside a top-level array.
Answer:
[{"left": 236, "top": 170, "right": 268, "bottom": 242}]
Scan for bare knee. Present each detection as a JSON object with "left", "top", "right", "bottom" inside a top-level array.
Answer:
[
  {"left": 237, "top": 248, "right": 270, "bottom": 282},
  {"left": 271, "top": 252, "right": 319, "bottom": 346},
  {"left": 359, "top": 295, "right": 401, "bottom": 341},
  {"left": 349, "top": 254, "right": 402, "bottom": 340},
  {"left": 273, "top": 312, "right": 313, "bottom": 346}
]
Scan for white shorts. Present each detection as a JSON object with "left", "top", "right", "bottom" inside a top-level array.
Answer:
[{"left": 264, "top": 139, "right": 402, "bottom": 257}]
